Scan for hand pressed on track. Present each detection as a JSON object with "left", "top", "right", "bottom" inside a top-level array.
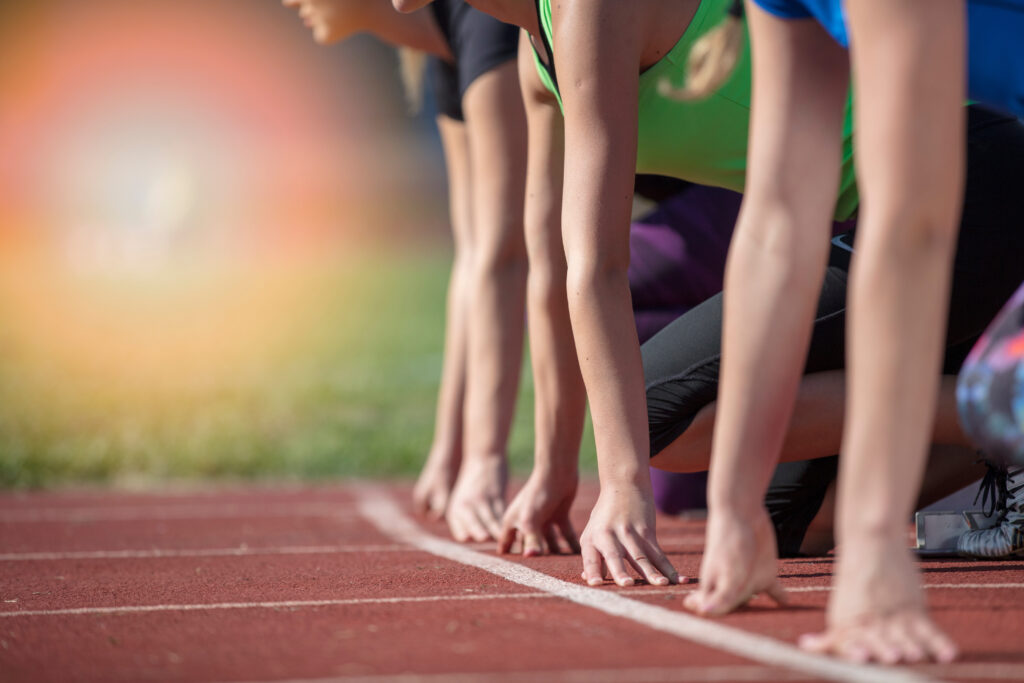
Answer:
[
  {"left": 499, "top": 467, "right": 580, "bottom": 556},
  {"left": 445, "top": 455, "right": 508, "bottom": 542},
  {"left": 684, "top": 505, "right": 787, "bottom": 616},
  {"left": 799, "top": 537, "right": 956, "bottom": 664},
  {"left": 412, "top": 444, "right": 461, "bottom": 519},
  {"left": 580, "top": 485, "right": 680, "bottom": 587}
]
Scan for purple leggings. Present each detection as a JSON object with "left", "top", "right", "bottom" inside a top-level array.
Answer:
[{"left": 628, "top": 185, "right": 743, "bottom": 513}]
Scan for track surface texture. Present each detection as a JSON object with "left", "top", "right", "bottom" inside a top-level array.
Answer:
[{"left": 1, "top": 481, "right": 1022, "bottom": 683}]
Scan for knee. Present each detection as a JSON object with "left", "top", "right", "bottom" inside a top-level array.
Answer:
[{"left": 645, "top": 362, "right": 719, "bottom": 458}]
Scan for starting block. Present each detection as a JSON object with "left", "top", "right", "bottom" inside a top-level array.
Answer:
[{"left": 914, "top": 510, "right": 1000, "bottom": 557}]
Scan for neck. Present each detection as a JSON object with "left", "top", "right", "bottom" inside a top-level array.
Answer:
[
  {"left": 465, "top": 0, "right": 539, "bottom": 37},
  {"left": 364, "top": 4, "right": 452, "bottom": 60}
]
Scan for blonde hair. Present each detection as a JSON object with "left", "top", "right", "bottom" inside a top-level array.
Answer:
[
  {"left": 398, "top": 47, "right": 428, "bottom": 114},
  {"left": 658, "top": 0, "right": 745, "bottom": 101}
]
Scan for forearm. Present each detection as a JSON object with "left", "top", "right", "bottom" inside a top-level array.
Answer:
[
  {"left": 527, "top": 264, "right": 585, "bottom": 478},
  {"left": 566, "top": 264, "right": 651, "bottom": 489},
  {"left": 462, "top": 249, "right": 528, "bottom": 460},
  {"left": 838, "top": 214, "right": 957, "bottom": 538},
  {"left": 430, "top": 254, "right": 473, "bottom": 454},
  {"left": 708, "top": 205, "right": 831, "bottom": 512}
]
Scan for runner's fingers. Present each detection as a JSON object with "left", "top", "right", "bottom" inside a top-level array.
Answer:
[
  {"left": 448, "top": 515, "right": 469, "bottom": 543},
  {"left": 701, "top": 576, "right": 747, "bottom": 616},
  {"left": 462, "top": 509, "right": 491, "bottom": 543},
  {"left": 428, "top": 492, "right": 448, "bottom": 520},
  {"left": 497, "top": 521, "right": 518, "bottom": 555},
  {"left": 909, "top": 615, "right": 958, "bottom": 663},
  {"left": 884, "top": 618, "right": 925, "bottom": 664},
  {"left": 581, "top": 544, "right": 605, "bottom": 586},
  {"left": 543, "top": 526, "right": 562, "bottom": 555},
  {"left": 798, "top": 629, "right": 837, "bottom": 655},
  {"left": 600, "top": 543, "right": 636, "bottom": 587},
  {"left": 682, "top": 587, "right": 706, "bottom": 613},
  {"left": 764, "top": 579, "right": 788, "bottom": 606},
  {"left": 853, "top": 625, "right": 902, "bottom": 665},
  {"left": 558, "top": 519, "right": 581, "bottom": 554},
  {"left": 477, "top": 504, "right": 502, "bottom": 540},
  {"left": 523, "top": 531, "right": 544, "bottom": 557},
  {"left": 619, "top": 533, "right": 669, "bottom": 586}
]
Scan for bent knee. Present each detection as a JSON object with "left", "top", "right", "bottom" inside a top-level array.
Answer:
[{"left": 646, "top": 360, "right": 720, "bottom": 458}]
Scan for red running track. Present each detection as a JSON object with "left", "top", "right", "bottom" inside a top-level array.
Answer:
[{"left": 0, "top": 481, "right": 1022, "bottom": 683}]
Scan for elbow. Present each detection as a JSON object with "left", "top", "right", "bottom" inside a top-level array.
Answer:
[
  {"left": 392, "top": 0, "right": 431, "bottom": 12},
  {"left": 731, "top": 201, "right": 832, "bottom": 283},
  {"left": 565, "top": 251, "right": 631, "bottom": 314},
  {"left": 474, "top": 220, "right": 528, "bottom": 276}
]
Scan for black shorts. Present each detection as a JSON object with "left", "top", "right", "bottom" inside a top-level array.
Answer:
[
  {"left": 642, "top": 106, "right": 1024, "bottom": 555},
  {"left": 429, "top": 0, "right": 519, "bottom": 121}
]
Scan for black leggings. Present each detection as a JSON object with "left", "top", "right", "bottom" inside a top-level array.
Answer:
[{"left": 642, "top": 106, "right": 1024, "bottom": 555}]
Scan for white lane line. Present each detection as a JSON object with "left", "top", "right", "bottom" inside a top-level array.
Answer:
[
  {"left": 224, "top": 665, "right": 819, "bottom": 683},
  {"left": 0, "top": 544, "right": 416, "bottom": 561},
  {"left": 355, "top": 492, "right": 939, "bottom": 683},
  {"left": 220, "top": 662, "right": 1024, "bottom": 683},
  {"left": 0, "top": 503, "right": 356, "bottom": 523},
  {"left": 785, "top": 583, "right": 1024, "bottom": 594},
  {"left": 0, "top": 593, "right": 552, "bottom": 618},
  {"left": 5, "top": 581, "right": 1021, "bottom": 618}
]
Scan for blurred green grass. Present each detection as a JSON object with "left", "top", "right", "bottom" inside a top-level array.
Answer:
[{"left": 0, "top": 249, "right": 597, "bottom": 488}]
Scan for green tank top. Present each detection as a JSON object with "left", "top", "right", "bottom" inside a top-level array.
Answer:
[{"left": 530, "top": 0, "right": 859, "bottom": 220}]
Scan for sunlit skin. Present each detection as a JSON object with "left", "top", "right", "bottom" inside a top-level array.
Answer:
[
  {"left": 393, "top": 0, "right": 970, "bottom": 664},
  {"left": 692, "top": 0, "right": 964, "bottom": 664},
  {"left": 285, "top": 0, "right": 530, "bottom": 543}
]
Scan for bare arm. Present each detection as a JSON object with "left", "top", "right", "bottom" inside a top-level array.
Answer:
[
  {"left": 799, "top": 0, "right": 964, "bottom": 663},
  {"left": 499, "top": 33, "right": 584, "bottom": 557},
  {"left": 444, "top": 60, "right": 530, "bottom": 543},
  {"left": 413, "top": 115, "right": 474, "bottom": 518},
  {"left": 555, "top": 1, "right": 676, "bottom": 587},
  {"left": 686, "top": 4, "right": 850, "bottom": 616}
]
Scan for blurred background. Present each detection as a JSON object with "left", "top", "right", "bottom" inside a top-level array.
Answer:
[{"left": 0, "top": 0, "right": 585, "bottom": 488}]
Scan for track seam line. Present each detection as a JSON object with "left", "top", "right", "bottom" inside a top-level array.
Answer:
[
  {"left": 0, "top": 544, "right": 421, "bottom": 561},
  {"left": 223, "top": 664, "right": 821, "bottom": 683},
  {"left": 355, "top": 491, "right": 941, "bottom": 683},
  {"left": 221, "top": 660, "right": 1024, "bottom": 683},
  {"left": 0, "top": 593, "right": 555, "bottom": 618},
  {"left": 0, "top": 504, "right": 357, "bottom": 523}
]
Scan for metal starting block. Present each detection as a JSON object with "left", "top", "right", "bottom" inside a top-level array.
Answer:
[{"left": 915, "top": 510, "right": 1001, "bottom": 557}]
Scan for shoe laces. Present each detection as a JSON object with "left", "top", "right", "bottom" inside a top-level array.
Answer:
[{"left": 974, "top": 458, "right": 1009, "bottom": 518}]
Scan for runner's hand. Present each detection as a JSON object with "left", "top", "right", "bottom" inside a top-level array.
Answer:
[
  {"left": 499, "top": 467, "right": 580, "bottom": 556},
  {"left": 580, "top": 485, "right": 680, "bottom": 587},
  {"left": 445, "top": 455, "right": 507, "bottom": 542},
  {"left": 412, "top": 445, "right": 461, "bottom": 520},
  {"left": 684, "top": 505, "right": 787, "bottom": 615}
]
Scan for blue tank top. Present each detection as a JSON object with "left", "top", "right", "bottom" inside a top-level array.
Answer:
[{"left": 753, "top": 0, "right": 1024, "bottom": 117}]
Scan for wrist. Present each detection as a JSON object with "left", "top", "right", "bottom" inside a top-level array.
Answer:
[{"left": 532, "top": 455, "right": 578, "bottom": 481}]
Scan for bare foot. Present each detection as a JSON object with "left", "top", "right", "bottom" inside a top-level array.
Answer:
[
  {"left": 412, "top": 443, "right": 462, "bottom": 519},
  {"left": 800, "top": 538, "right": 957, "bottom": 664},
  {"left": 684, "top": 505, "right": 786, "bottom": 615},
  {"left": 445, "top": 454, "right": 508, "bottom": 542}
]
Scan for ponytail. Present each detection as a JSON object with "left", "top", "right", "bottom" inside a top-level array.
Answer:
[
  {"left": 658, "top": 0, "right": 745, "bottom": 101},
  {"left": 397, "top": 47, "right": 428, "bottom": 114}
]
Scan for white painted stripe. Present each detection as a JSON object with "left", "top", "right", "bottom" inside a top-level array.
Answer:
[
  {"left": 217, "top": 662, "right": 1024, "bottom": 683},
  {"left": 784, "top": 583, "right": 1024, "bottom": 594},
  {"left": 0, "top": 503, "right": 356, "bottom": 523},
  {"left": 355, "top": 492, "right": 939, "bottom": 683},
  {"left": 0, "top": 544, "right": 415, "bottom": 561},
  {"left": 0, "top": 592, "right": 552, "bottom": 618},
  {"left": 5, "top": 580, "right": 1021, "bottom": 618},
  {"left": 224, "top": 665, "right": 819, "bottom": 683}
]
